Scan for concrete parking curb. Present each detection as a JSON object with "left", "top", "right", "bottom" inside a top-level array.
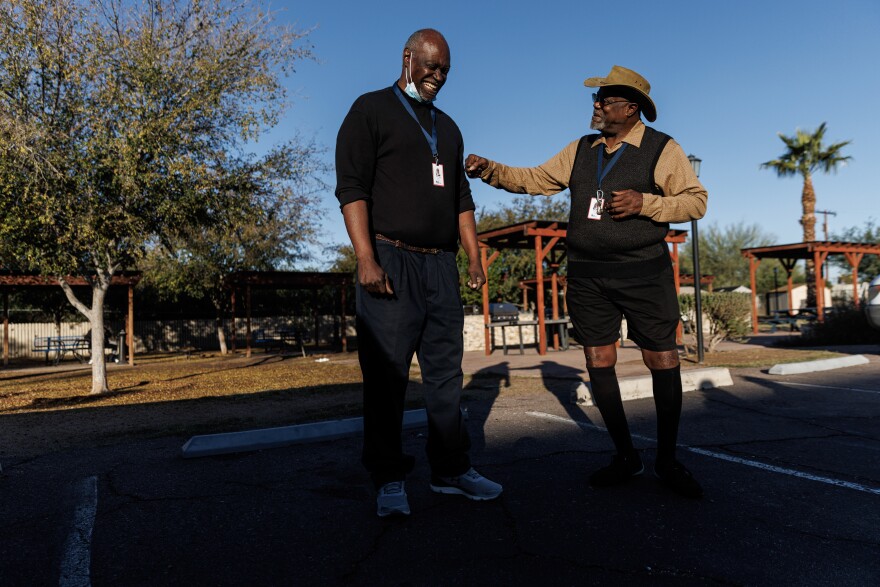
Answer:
[
  {"left": 572, "top": 367, "right": 734, "bottom": 406},
  {"left": 181, "top": 409, "right": 428, "bottom": 458},
  {"left": 768, "top": 354, "right": 870, "bottom": 375}
]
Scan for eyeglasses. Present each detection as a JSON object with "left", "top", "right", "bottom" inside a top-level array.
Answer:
[{"left": 592, "top": 93, "right": 631, "bottom": 108}]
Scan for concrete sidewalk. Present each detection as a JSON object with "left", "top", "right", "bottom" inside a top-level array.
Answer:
[{"left": 458, "top": 337, "right": 762, "bottom": 380}]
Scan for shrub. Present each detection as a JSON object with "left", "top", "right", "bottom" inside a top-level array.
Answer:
[{"left": 679, "top": 292, "right": 751, "bottom": 353}]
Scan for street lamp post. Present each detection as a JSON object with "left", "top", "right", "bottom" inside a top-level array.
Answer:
[{"left": 687, "top": 154, "right": 704, "bottom": 363}]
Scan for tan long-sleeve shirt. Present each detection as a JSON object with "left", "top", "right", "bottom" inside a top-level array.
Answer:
[{"left": 479, "top": 121, "right": 707, "bottom": 223}]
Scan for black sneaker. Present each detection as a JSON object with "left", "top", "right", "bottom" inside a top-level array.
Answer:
[
  {"left": 589, "top": 452, "right": 644, "bottom": 488},
  {"left": 654, "top": 461, "right": 703, "bottom": 499}
]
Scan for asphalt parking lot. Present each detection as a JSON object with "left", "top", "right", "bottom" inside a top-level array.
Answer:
[{"left": 1, "top": 351, "right": 879, "bottom": 586}]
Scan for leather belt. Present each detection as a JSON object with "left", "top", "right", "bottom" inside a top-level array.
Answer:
[{"left": 375, "top": 233, "right": 443, "bottom": 255}]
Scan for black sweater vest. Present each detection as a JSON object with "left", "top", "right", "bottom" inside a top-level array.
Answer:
[{"left": 567, "top": 126, "right": 672, "bottom": 279}]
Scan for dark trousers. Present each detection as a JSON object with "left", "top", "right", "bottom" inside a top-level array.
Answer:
[{"left": 356, "top": 242, "right": 471, "bottom": 487}]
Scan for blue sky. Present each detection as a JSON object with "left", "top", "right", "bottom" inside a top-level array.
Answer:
[{"left": 261, "top": 0, "right": 880, "bottom": 268}]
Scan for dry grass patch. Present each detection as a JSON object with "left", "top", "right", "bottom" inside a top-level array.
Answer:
[
  {"left": 0, "top": 352, "right": 374, "bottom": 459},
  {"left": 0, "top": 353, "right": 365, "bottom": 413}
]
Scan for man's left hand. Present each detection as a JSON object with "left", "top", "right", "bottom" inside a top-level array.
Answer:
[
  {"left": 466, "top": 262, "right": 486, "bottom": 290},
  {"left": 607, "top": 189, "right": 643, "bottom": 220}
]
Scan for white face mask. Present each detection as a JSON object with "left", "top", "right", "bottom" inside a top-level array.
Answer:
[{"left": 404, "top": 52, "right": 434, "bottom": 103}]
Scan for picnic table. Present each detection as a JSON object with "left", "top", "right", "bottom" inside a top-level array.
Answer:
[
  {"left": 32, "top": 336, "right": 90, "bottom": 365},
  {"left": 252, "top": 329, "right": 306, "bottom": 357},
  {"left": 762, "top": 308, "right": 825, "bottom": 333},
  {"left": 486, "top": 318, "right": 571, "bottom": 355}
]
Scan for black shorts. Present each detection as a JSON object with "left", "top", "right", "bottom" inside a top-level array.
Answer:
[{"left": 566, "top": 265, "right": 680, "bottom": 351}]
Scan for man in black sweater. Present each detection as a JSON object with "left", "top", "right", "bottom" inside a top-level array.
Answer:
[{"left": 335, "top": 29, "right": 502, "bottom": 517}]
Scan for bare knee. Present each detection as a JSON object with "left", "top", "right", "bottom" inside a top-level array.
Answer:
[
  {"left": 584, "top": 344, "right": 618, "bottom": 369},
  {"left": 642, "top": 349, "right": 679, "bottom": 370}
]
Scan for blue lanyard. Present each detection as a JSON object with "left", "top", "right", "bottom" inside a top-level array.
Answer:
[
  {"left": 596, "top": 143, "right": 628, "bottom": 187},
  {"left": 393, "top": 85, "right": 439, "bottom": 162}
]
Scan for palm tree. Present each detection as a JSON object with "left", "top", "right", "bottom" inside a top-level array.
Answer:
[{"left": 761, "top": 123, "right": 851, "bottom": 304}]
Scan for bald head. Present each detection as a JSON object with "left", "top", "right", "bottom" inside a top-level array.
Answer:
[{"left": 405, "top": 29, "right": 448, "bottom": 53}]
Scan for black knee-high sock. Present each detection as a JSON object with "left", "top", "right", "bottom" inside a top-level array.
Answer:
[
  {"left": 651, "top": 366, "right": 683, "bottom": 466},
  {"left": 587, "top": 366, "right": 634, "bottom": 455}
]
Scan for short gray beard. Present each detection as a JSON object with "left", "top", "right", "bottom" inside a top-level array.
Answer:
[{"left": 590, "top": 119, "right": 605, "bottom": 131}]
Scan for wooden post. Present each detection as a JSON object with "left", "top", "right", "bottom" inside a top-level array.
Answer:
[
  {"left": 815, "top": 251, "right": 829, "bottom": 320},
  {"left": 313, "top": 288, "right": 319, "bottom": 350},
  {"left": 340, "top": 284, "right": 347, "bottom": 353},
  {"left": 845, "top": 252, "right": 864, "bottom": 308},
  {"left": 749, "top": 256, "right": 760, "bottom": 334},
  {"left": 127, "top": 284, "right": 134, "bottom": 365},
  {"left": 246, "top": 285, "right": 252, "bottom": 358},
  {"left": 2, "top": 289, "right": 8, "bottom": 367},
  {"left": 550, "top": 256, "right": 560, "bottom": 350},
  {"left": 551, "top": 272, "right": 560, "bottom": 350},
  {"left": 481, "top": 245, "right": 491, "bottom": 356},
  {"left": 230, "top": 289, "right": 237, "bottom": 353},
  {"left": 535, "top": 235, "right": 547, "bottom": 355}
]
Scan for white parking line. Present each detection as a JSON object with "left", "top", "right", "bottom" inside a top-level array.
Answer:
[
  {"left": 526, "top": 411, "right": 880, "bottom": 496},
  {"left": 59, "top": 476, "right": 97, "bottom": 587},
  {"left": 771, "top": 381, "right": 880, "bottom": 395}
]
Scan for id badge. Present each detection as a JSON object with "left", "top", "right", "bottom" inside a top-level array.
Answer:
[
  {"left": 432, "top": 163, "right": 445, "bottom": 187},
  {"left": 587, "top": 197, "right": 603, "bottom": 220}
]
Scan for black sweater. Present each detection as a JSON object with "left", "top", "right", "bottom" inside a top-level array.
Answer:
[{"left": 335, "top": 84, "right": 475, "bottom": 250}]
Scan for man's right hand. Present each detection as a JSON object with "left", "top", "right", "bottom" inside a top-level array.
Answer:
[
  {"left": 358, "top": 257, "right": 394, "bottom": 295},
  {"left": 465, "top": 154, "right": 489, "bottom": 178}
]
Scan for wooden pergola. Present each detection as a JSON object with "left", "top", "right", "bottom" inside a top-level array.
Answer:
[
  {"left": 741, "top": 241, "right": 880, "bottom": 333},
  {"left": 224, "top": 271, "right": 351, "bottom": 358},
  {"left": 0, "top": 271, "right": 141, "bottom": 366},
  {"left": 477, "top": 221, "right": 689, "bottom": 355}
]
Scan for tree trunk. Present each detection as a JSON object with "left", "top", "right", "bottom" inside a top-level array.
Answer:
[
  {"left": 215, "top": 308, "right": 228, "bottom": 355},
  {"left": 801, "top": 172, "right": 817, "bottom": 306},
  {"left": 58, "top": 268, "right": 113, "bottom": 395},
  {"left": 88, "top": 285, "right": 110, "bottom": 395}
]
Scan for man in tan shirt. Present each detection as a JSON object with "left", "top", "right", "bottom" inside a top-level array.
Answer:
[{"left": 466, "top": 65, "right": 707, "bottom": 498}]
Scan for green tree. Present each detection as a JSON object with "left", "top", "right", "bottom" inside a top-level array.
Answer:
[
  {"left": 679, "top": 221, "right": 786, "bottom": 292},
  {"left": 760, "top": 123, "right": 852, "bottom": 302},
  {"left": 0, "top": 0, "right": 314, "bottom": 393},
  {"left": 328, "top": 244, "right": 358, "bottom": 275},
  {"left": 830, "top": 219, "right": 880, "bottom": 283}
]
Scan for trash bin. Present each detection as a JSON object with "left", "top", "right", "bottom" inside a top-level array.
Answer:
[{"left": 117, "top": 329, "right": 126, "bottom": 363}]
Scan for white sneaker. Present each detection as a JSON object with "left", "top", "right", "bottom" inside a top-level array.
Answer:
[
  {"left": 376, "top": 481, "right": 410, "bottom": 517},
  {"left": 430, "top": 468, "right": 502, "bottom": 501}
]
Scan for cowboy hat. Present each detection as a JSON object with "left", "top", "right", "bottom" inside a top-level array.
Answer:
[{"left": 584, "top": 65, "right": 657, "bottom": 122}]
